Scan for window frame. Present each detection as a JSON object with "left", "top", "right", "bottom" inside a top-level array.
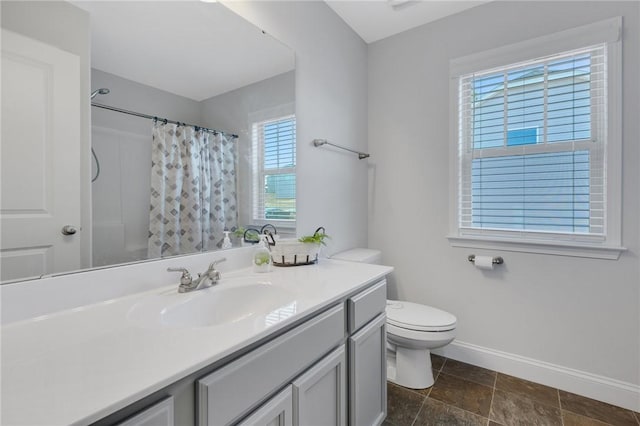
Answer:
[
  {"left": 448, "top": 17, "right": 624, "bottom": 259},
  {"left": 251, "top": 109, "right": 297, "bottom": 229}
]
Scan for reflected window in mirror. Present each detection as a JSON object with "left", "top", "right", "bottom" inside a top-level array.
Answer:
[{"left": 252, "top": 114, "right": 297, "bottom": 228}]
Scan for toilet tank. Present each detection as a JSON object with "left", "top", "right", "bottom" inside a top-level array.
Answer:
[{"left": 332, "top": 248, "right": 382, "bottom": 265}]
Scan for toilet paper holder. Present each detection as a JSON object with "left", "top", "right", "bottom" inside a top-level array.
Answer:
[{"left": 468, "top": 254, "right": 504, "bottom": 265}]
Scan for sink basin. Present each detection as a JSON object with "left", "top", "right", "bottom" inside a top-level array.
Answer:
[{"left": 128, "top": 283, "right": 297, "bottom": 328}]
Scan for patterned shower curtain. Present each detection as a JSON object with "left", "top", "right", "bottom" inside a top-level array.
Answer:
[
  {"left": 147, "top": 122, "right": 238, "bottom": 258},
  {"left": 202, "top": 132, "right": 238, "bottom": 251}
]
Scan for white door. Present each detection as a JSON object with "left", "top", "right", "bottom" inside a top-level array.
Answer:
[{"left": 1, "top": 29, "right": 82, "bottom": 281}]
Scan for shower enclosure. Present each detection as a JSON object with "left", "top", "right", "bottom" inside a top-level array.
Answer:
[{"left": 90, "top": 82, "right": 238, "bottom": 266}]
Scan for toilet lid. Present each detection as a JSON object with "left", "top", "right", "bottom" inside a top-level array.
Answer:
[{"left": 386, "top": 300, "right": 457, "bottom": 332}]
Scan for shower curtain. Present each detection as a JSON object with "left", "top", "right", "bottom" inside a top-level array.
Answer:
[
  {"left": 147, "top": 122, "right": 238, "bottom": 258},
  {"left": 201, "top": 132, "right": 238, "bottom": 251}
]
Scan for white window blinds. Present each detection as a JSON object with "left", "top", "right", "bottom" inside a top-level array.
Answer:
[
  {"left": 458, "top": 45, "right": 607, "bottom": 238},
  {"left": 252, "top": 115, "right": 296, "bottom": 222}
]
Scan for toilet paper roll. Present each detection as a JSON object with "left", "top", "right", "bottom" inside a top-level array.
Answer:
[{"left": 474, "top": 255, "right": 494, "bottom": 270}]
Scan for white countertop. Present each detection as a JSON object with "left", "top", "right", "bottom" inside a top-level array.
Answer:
[{"left": 1, "top": 259, "right": 392, "bottom": 426}]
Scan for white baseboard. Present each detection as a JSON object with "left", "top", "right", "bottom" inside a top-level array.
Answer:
[{"left": 433, "top": 340, "right": 640, "bottom": 412}]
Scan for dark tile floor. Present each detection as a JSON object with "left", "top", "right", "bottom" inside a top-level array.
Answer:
[{"left": 384, "top": 354, "right": 640, "bottom": 426}]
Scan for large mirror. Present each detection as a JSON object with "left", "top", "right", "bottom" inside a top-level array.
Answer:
[{"left": 0, "top": 1, "right": 295, "bottom": 283}]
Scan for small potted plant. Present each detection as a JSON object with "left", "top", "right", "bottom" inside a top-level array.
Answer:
[
  {"left": 298, "top": 227, "right": 330, "bottom": 246},
  {"left": 269, "top": 227, "right": 329, "bottom": 266}
]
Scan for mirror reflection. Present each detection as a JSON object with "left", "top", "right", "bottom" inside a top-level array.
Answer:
[{"left": 0, "top": 1, "right": 295, "bottom": 283}]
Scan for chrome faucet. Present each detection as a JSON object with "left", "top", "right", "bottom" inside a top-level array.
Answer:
[{"left": 167, "top": 258, "right": 227, "bottom": 293}]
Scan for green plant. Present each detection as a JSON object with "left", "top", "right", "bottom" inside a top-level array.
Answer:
[
  {"left": 242, "top": 228, "right": 261, "bottom": 243},
  {"left": 299, "top": 232, "right": 330, "bottom": 246},
  {"left": 254, "top": 252, "right": 271, "bottom": 266},
  {"left": 233, "top": 227, "right": 246, "bottom": 238}
]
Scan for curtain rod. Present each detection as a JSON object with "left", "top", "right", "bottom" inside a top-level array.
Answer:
[
  {"left": 91, "top": 102, "right": 238, "bottom": 138},
  {"left": 312, "top": 139, "right": 370, "bottom": 160}
]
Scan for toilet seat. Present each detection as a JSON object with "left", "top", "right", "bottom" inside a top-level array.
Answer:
[
  {"left": 387, "top": 322, "right": 457, "bottom": 344},
  {"left": 386, "top": 301, "right": 456, "bottom": 332}
]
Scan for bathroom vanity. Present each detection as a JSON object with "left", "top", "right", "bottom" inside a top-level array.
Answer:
[{"left": 1, "top": 255, "right": 392, "bottom": 426}]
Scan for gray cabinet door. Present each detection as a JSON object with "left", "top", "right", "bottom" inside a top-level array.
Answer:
[
  {"left": 116, "top": 397, "right": 174, "bottom": 426},
  {"left": 292, "top": 345, "right": 346, "bottom": 426},
  {"left": 348, "top": 314, "right": 387, "bottom": 426},
  {"left": 238, "top": 386, "right": 293, "bottom": 426}
]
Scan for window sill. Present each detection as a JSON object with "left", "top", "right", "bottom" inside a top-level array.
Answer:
[
  {"left": 447, "top": 235, "right": 626, "bottom": 260},
  {"left": 248, "top": 220, "right": 296, "bottom": 238}
]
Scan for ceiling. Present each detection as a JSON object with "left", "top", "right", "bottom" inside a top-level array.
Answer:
[
  {"left": 73, "top": 1, "right": 294, "bottom": 101},
  {"left": 73, "top": 1, "right": 486, "bottom": 101},
  {"left": 325, "top": 0, "right": 490, "bottom": 44}
]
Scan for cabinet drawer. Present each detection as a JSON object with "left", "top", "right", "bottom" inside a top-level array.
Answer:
[
  {"left": 197, "top": 303, "right": 345, "bottom": 426},
  {"left": 347, "top": 279, "right": 386, "bottom": 333}
]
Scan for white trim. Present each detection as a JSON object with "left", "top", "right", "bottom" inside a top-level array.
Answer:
[
  {"left": 247, "top": 102, "right": 295, "bottom": 125},
  {"left": 251, "top": 218, "right": 296, "bottom": 231},
  {"left": 450, "top": 17, "right": 621, "bottom": 77},
  {"left": 448, "top": 17, "right": 624, "bottom": 256},
  {"left": 250, "top": 113, "right": 297, "bottom": 224},
  {"left": 606, "top": 27, "right": 623, "bottom": 248},
  {"left": 433, "top": 340, "right": 640, "bottom": 412},
  {"left": 447, "top": 235, "right": 625, "bottom": 260}
]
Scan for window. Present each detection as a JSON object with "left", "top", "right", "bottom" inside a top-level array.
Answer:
[
  {"left": 449, "top": 18, "right": 623, "bottom": 259},
  {"left": 252, "top": 114, "right": 296, "bottom": 224},
  {"left": 464, "top": 47, "right": 604, "bottom": 234}
]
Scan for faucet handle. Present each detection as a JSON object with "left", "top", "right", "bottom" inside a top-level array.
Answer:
[
  {"left": 167, "top": 267, "right": 192, "bottom": 285},
  {"left": 206, "top": 258, "right": 226, "bottom": 282},
  {"left": 208, "top": 257, "right": 227, "bottom": 270}
]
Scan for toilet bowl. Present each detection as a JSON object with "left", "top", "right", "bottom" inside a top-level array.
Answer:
[
  {"left": 332, "top": 248, "right": 457, "bottom": 389},
  {"left": 386, "top": 300, "right": 456, "bottom": 388}
]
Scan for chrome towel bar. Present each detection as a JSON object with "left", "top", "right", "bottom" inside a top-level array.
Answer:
[{"left": 312, "top": 139, "right": 370, "bottom": 160}]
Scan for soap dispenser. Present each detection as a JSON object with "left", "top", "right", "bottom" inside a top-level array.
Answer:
[
  {"left": 222, "top": 231, "right": 232, "bottom": 249},
  {"left": 253, "top": 235, "right": 272, "bottom": 273}
]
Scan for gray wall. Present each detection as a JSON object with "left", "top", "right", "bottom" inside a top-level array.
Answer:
[
  {"left": 224, "top": 1, "right": 369, "bottom": 253},
  {"left": 201, "top": 71, "right": 295, "bottom": 232},
  {"left": 90, "top": 69, "right": 204, "bottom": 266},
  {"left": 368, "top": 0, "right": 639, "bottom": 389},
  {"left": 91, "top": 69, "right": 203, "bottom": 134},
  {"left": 2, "top": 1, "right": 92, "bottom": 269}
]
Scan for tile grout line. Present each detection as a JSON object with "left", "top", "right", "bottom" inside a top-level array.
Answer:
[
  {"left": 436, "top": 360, "right": 494, "bottom": 425},
  {"left": 420, "top": 356, "right": 492, "bottom": 425},
  {"left": 439, "top": 356, "right": 447, "bottom": 372},
  {"left": 398, "top": 359, "right": 636, "bottom": 426},
  {"left": 439, "top": 361, "right": 496, "bottom": 388},
  {"left": 407, "top": 355, "right": 441, "bottom": 424},
  {"left": 410, "top": 395, "right": 428, "bottom": 426},
  {"left": 429, "top": 366, "right": 496, "bottom": 422},
  {"left": 487, "top": 372, "right": 497, "bottom": 425},
  {"left": 558, "top": 389, "right": 565, "bottom": 426},
  {"left": 558, "top": 394, "right": 633, "bottom": 425},
  {"left": 426, "top": 395, "right": 492, "bottom": 424}
]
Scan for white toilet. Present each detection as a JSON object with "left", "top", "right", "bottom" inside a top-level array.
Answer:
[{"left": 332, "top": 248, "right": 457, "bottom": 389}]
